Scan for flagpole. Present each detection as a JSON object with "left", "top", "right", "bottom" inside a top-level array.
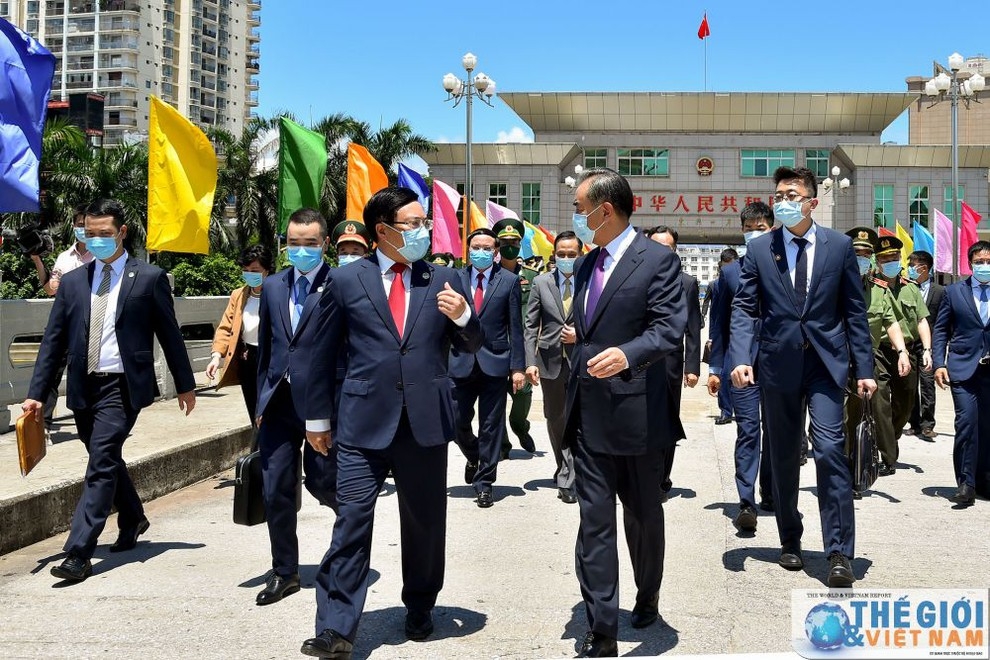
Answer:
[{"left": 704, "top": 10, "right": 708, "bottom": 92}]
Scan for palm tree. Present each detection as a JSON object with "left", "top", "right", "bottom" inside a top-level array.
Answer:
[{"left": 367, "top": 119, "right": 435, "bottom": 177}]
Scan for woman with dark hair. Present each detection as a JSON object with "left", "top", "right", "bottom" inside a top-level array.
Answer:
[{"left": 206, "top": 244, "right": 274, "bottom": 423}]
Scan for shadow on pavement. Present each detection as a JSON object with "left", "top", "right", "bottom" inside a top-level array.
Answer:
[
  {"left": 561, "top": 600, "right": 680, "bottom": 657},
  {"left": 446, "top": 485, "right": 526, "bottom": 503},
  {"left": 37, "top": 541, "right": 207, "bottom": 585},
  {"left": 894, "top": 461, "right": 924, "bottom": 474},
  {"left": 666, "top": 487, "right": 697, "bottom": 500},
  {"left": 721, "top": 546, "right": 781, "bottom": 572},
  {"left": 238, "top": 567, "right": 381, "bottom": 591},
  {"left": 522, "top": 477, "right": 556, "bottom": 492},
  {"left": 351, "top": 605, "right": 487, "bottom": 660}
]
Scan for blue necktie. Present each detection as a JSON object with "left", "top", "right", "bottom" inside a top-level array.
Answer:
[
  {"left": 980, "top": 285, "right": 989, "bottom": 326},
  {"left": 292, "top": 276, "right": 309, "bottom": 332}
]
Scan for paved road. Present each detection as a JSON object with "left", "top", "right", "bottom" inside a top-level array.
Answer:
[{"left": 1, "top": 379, "right": 987, "bottom": 659}]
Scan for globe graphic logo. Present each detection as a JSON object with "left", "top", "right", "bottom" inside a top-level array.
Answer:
[{"left": 805, "top": 602, "right": 850, "bottom": 650}]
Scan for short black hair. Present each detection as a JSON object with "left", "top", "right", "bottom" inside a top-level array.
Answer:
[
  {"left": 554, "top": 230, "right": 582, "bottom": 251},
  {"left": 773, "top": 166, "right": 818, "bottom": 199},
  {"left": 288, "top": 208, "right": 328, "bottom": 239},
  {"left": 72, "top": 202, "right": 89, "bottom": 221},
  {"left": 84, "top": 198, "right": 126, "bottom": 229},
  {"left": 238, "top": 244, "right": 274, "bottom": 273},
  {"left": 720, "top": 248, "right": 739, "bottom": 264},
  {"left": 577, "top": 167, "right": 635, "bottom": 219},
  {"left": 740, "top": 201, "right": 773, "bottom": 225},
  {"left": 968, "top": 240, "right": 990, "bottom": 264},
  {"left": 647, "top": 225, "right": 678, "bottom": 245},
  {"left": 363, "top": 186, "right": 420, "bottom": 235},
  {"left": 908, "top": 250, "right": 933, "bottom": 269}
]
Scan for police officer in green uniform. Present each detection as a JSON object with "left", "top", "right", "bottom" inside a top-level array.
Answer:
[
  {"left": 843, "top": 228, "right": 911, "bottom": 487},
  {"left": 492, "top": 217, "right": 537, "bottom": 456},
  {"left": 331, "top": 220, "right": 373, "bottom": 265},
  {"left": 873, "top": 235, "right": 933, "bottom": 473}
]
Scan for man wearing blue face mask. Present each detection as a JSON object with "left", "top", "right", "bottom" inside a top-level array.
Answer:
[
  {"left": 449, "top": 227, "right": 525, "bottom": 508},
  {"left": 730, "top": 167, "right": 875, "bottom": 589}
]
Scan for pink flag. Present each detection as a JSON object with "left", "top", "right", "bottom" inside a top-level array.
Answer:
[
  {"left": 485, "top": 199, "right": 518, "bottom": 228},
  {"left": 431, "top": 179, "right": 462, "bottom": 257},
  {"left": 960, "top": 201, "right": 983, "bottom": 276},
  {"left": 933, "top": 208, "right": 954, "bottom": 274}
]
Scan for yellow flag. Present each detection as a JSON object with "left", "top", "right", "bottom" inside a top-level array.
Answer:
[
  {"left": 469, "top": 200, "right": 487, "bottom": 233},
  {"left": 146, "top": 97, "right": 216, "bottom": 254},
  {"left": 524, "top": 221, "right": 555, "bottom": 261},
  {"left": 895, "top": 221, "right": 914, "bottom": 268},
  {"left": 346, "top": 143, "right": 388, "bottom": 221}
]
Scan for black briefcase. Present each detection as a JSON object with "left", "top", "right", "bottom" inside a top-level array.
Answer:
[
  {"left": 233, "top": 448, "right": 266, "bottom": 526},
  {"left": 850, "top": 396, "right": 880, "bottom": 493}
]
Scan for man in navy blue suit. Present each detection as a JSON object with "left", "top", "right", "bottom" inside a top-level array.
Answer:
[
  {"left": 565, "top": 168, "right": 686, "bottom": 657},
  {"left": 253, "top": 208, "right": 338, "bottom": 606},
  {"left": 300, "top": 187, "right": 483, "bottom": 660},
  {"left": 450, "top": 227, "right": 525, "bottom": 508},
  {"left": 731, "top": 167, "right": 875, "bottom": 588},
  {"left": 23, "top": 198, "right": 196, "bottom": 582},
  {"left": 933, "top": 240, "right": 990, "bottom": 506}
]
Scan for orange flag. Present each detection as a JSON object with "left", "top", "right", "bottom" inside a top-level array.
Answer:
[
  {"left": 346, "top": 143, "right": 388, "bottom": 221},
  {"left": 469, "top": 200, "right": 487, "bottom": 234}
]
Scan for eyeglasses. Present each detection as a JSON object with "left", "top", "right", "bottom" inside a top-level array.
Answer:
[
  {"left": 391, "top": 217, "right": 433, "bottom": 231},
  {"left": 772, "top": 192, "right": 812, "bottom": 204}
]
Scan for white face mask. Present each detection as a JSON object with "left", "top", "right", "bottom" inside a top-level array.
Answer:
[{"left": 743, "top": 230, "right": 768, "bottom": 245}]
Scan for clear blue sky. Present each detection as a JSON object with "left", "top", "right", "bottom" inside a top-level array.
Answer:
[{"left": 257, "top": 1, "right": 986, "bottom": 172}]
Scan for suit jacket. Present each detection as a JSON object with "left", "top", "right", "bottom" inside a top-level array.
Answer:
[
  {"left": 524, "top": 270, "right": 574, "bottom": 381},
  {"left": 669, "top": 271, "right": 701, "bottom": 378},
  {"left": 923, "top": 280, "right": 945, "bottom": 326},
  {"left": 563, "top": 231, "right": 687, "bottom": 455},
  {"left": 212, "top": 285, "right": 249, "bottom": 390},
  {"left": 932, "top": 277, "right": 990, "bottom": 383},
  {"left": 730, "top": 226, "right": 873, "bottom": 391},
  {"left": 307, "top": 255, "right": 483, "bottom": 450},
  {"left": 255, "top": 263, "right": 331, "bottom": 422},
  {"left": 449, "top": 264, "right": 524, "bottom": 379},
  {"left": 28, "top": 257, "right": 195, "bottom": 410},
  {"left": 709, "top": 259, "right": 762, "bottom": 372}
]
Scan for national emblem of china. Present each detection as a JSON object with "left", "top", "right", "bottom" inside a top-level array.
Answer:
[{"left": 696, "top": 157, "right": 714, "bottom": 176}]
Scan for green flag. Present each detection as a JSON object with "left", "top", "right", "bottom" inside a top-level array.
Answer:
[{"left": 278, "top": 116, "right": 328, "bottom": 233}]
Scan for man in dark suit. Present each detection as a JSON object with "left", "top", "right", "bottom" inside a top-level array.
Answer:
[
  {"left": 908, "top": 249, "right": 945, "bottom": 440},
  {"left": 710, "top": 250, "right": 739, "bottom": 425},
  {"left": 565, "top": 168, "right": 686, "bottom": 657},
  {"left": 933, "top": 240, "right": 990, "bottom": 506},
  {"left": 253, "top": 208, "right": 338, "bottom": 606},
  {"left": 300, "top": 187, "right": 482, "bottom": 660},
  {"left": 645, "top": 226, "right": 701, "bottom": 501},
  {"left": 22, "top": 198, "right": 196, "bottom": 583},
  {"left": 525, "top": 231, "right": 582, "bottom": 504},
  {"left": 730, "top": 166, "right": 875, "bottom": 588},
  {"left": 450, "top": 227, "right": 525, "bottom": 508}
]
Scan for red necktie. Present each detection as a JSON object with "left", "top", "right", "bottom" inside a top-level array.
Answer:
[
  {"left": 389, "top": 263, "right": 407, "bottom": 336},
  {"left": 474, "top": 272, "right": 485, "bottom": 313}
]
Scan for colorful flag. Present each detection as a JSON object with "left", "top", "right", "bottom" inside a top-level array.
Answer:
[
  {"left": 960, "top": 201, "right": 982, "bottom": 276},
  {"left": 486, "top": 199, "right": 518, "bottom": 228},
  {"left": 698, "top": 14, "right": 710, "bottom": 39},
  {"left": 933, "top": 209, "right": 954, "bottom": 273},
  {"left": 895, "top": 222, "right": 914, "bottom": 268},
  {"left": 522, "top": 220, "right": 554, "bottom": 261},
  {"left": 0, "top": 17, "right": 56, "bottom": 212},
  {"left": 397, "top": 162, "right": 429, "bottom": 214},
  {"left": 146, "top": 96, "right": 216, "bottom": 254},
  {"left": 278, "top": 117, "right": 327, "bottom": 234},
  {"left": 431, "top": 178, "right": 462, "bottom": 256},
  {"left": 346, "top": 143, "right": 388, "bottom": 223},
  {"left": 912, "top": 220, "right": 935, "bottom": 257},
  {"left": 878, "top": 226, "right": 895, "bottom": 237},
  {"left": 469, "top": 200, "right": 487, "bottom": 233}
]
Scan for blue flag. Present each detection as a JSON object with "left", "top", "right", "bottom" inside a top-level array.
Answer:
[
  {"left": 0, "top": 17, "right": 56, "bottom": 213},
  {"left": 913, "top": 220, "right": 935, "bottom": 256},
  {"left": 397, "top": 162, "right": 430, "bottom": 214}
]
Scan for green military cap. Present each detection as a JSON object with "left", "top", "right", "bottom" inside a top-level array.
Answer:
[
  {"left": 332, "top": 220, "right": 372, "bottom": 250},
  {"left": 430, "top": 252, "right": 454, "bottom": 267},
  {"left": 875, "top": 234, "right": 902, "bottom": 256},
  {"left": 493, "top": 217, "right": 524, "bottom": 241},
  {"left": 845, "top": 226, "right": 878, "bottom": 251}
]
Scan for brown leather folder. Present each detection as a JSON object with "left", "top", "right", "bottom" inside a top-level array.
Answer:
[{"left": 16, "top": 410, "right": 47, "bottom": 477}]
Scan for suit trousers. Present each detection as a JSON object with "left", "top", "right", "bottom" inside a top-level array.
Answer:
[
  {"left": 541, "top": 361, "right": 574, "bottom": 490},
  {"left": 573, "top": 431, "right": 665, "bottom": 638},
  {"left": 731, "top": 382, "right": 773, "bottom": 508},
  {"left": 315, "top": 410, "right": 448, "bottom": 641},
  {"left": 65, "top": 373, "right": 141, "bottom": 559},
  {"left": 453, "top": 365, "right": 507, "bottom": 493},
  {"left": 661, "top": 367, "right": 684, "bottom": 493},
  {"left": 718, "top": 366, "right": 734, "bottom": 418},
  {"left": 762, "top": 349, "right": 855, "bottom": 558},
  {"left": 949, "top": 364, "right": 990, "bottom": 493},
  {"left": 909, "top": 340, "right": 937, "bottom": 433},
  {"left": 258, "top": 380, "right": 338, "bottom": 577}
]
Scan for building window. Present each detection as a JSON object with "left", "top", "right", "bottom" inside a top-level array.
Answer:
[
  {"left": 617, "top": 148, "right": 668, "bottom": 176},
  {"left": 488, "top": 183, "right": 507, "bottom": 208},
  {"left": 740, "top": 149, "right": 795, "bottom": 177},
  {"left": 873, "top": 185, "right": 894, "bottom": 229},
  {"left": 805, "top": 149, "right": 830, "bottom": 179},
  {"left": 584, "top": 148, "right": 607, "bottom": 169},
  {"left": 908, "top": 186, "right": 930, "bottom": 229},
  {"left": 522, "top": 183, "right": 541, "bottom": 225},
  {"left": 943, "top": 184, "right": 964, "bottom": 220}
]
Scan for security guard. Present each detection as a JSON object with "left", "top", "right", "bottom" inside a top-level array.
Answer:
[{"left": 331, "top": 220, "right": 373, "bottom": 266}]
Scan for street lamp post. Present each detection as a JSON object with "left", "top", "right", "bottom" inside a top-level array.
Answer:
[
  {"left": 442, "top": 53, "right": 496, "bottom": 259},
  {"left": 821, "top": 164, "right": 850, "bottom": 229},
  {"left": 924, "top": 52, "right": 985, "bottom": 277}
]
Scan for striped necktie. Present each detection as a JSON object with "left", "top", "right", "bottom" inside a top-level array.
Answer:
[{"left": 88, "top": 264, "right": 113, "bottom": 373}]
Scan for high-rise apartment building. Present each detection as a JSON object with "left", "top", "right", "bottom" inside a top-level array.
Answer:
[{"left": 1, "top": 0, "right": 260, "bottom": 144}]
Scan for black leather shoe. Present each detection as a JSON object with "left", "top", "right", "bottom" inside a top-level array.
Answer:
[
  {"left": 256, "top": 572, "right": 300, "bottom": 605},
  {"left": 878, "top": 463, "right": 896, "bottom": 477},
  {"left": 519, "top": 433, "right": 536, "bottom": 453},
  {"left": 464, "top": 461, "right": 478, "bottom": 485},
  {"left": 301, "top": 629, "right": 353, "bottom": 659},
  {"left": 577, "top": 631, "right": 618, "bottom": 657},
  {"left": 779, "top": 547, "right": 804, "bottom": 571},
  {"left": 734, "top": 505, "right": 758, "bottom": 531},
  {"left": 714, "top": 415, "right": 733, "bottom": 425},
  {"left": 827, "top": 552, "right": 855, "bottom": 588},
  {"left": 476, "top": 490, "right": 494, "bottom": 508},
  {"left": 558, "top": 488, "right": 577, "bottom": 504},
  {"left": 50, "top": 555, "right": 92, "bottom": 582},
  {"left": 758, "top": 499, "right": 774, "bottom": 512},
  {"left": 404, "top": 609, "right": 434, "bottom": 641},
  {"left": 630, "top": 594, "right": 659, "bottom": 628},
  {"left": 951, "top": 483, "right": 976, "bottom": 506},
  {"left": 110, "top": 518, "right": 150, "bottom": 553},
  {"left": 853, "top": 490, "right": 863, "bottom": 500}
]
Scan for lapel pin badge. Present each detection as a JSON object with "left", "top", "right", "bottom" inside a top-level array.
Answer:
[
  {"left": 317, "top": 286, "right": 324, "bottom": 293},
  {"left": 774, "top": 254, "right": 782, "bottom": 262},
  {"left": 128, "top": 271, "right": 135, "bottom": 277},
  {"left": 422, "top": 272, "right": 430, "bottom": 280}
]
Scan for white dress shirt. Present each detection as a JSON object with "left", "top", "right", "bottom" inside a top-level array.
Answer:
[
  {"left": 583, "top": 222, "right": 637, "bottom": 310},
  {"left": 470, "top": 265, "right": 492, "bottom": 302},
  {"left": 51, "top": 243, "right": 94, "bottom": 282},
  {"left": 241, "top": 294, "right": 261, "bottom": 346},
  {"left": 90, "top": 251, "right": 128, "bottom": 373},
  {"left": 783, "top": 221, "right": 818, "bottom": 287}
]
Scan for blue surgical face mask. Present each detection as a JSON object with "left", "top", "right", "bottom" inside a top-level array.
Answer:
[
  {"left": 857, "top": 256, "right": 872, "bottom": 276},
  {"left": 85, "top": 234, "right": 120, "bottom": 261},
  {"left": 468, "top": 249, "right": 494, "bottom": 271},
  {"left": 287, "top": 245, "right": 324, "bottom": 273},
  {"left": 556, "top": 257, "right": 576, "bottom": 275},
  {"left": 907, "top": 266, "right": 919, "bottom": 281},
  {"left": 73, "top": 227, "right": 87, "bottom": 243},
  {"left": 337, "top": 254, "right": 362, "bottom": 267},
  {"left": 973, "top": 264, "right": 990, "bottom": 284},
  {"left": 880, "top": 261, "right": 902, "bottom": 279},
  {"left": 772, "top": 200, "right": 805, "bottom": 228},
  {"left": 743, "top": 229, "right": 768, "bottom": 245},
  {"left": 242, "top": 271, "right": 263, "bottom": 287},
  {"left": 385, "top": 224, "right": 431, "bottom": 263},
  {"left": 572, "top": 204, "right": 604, "bottom": 245}
]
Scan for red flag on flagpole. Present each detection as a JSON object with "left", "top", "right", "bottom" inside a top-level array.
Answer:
[
  {"left": 959, "top": 201, "right": 983, "bottom": 275},
  {"left": 698, "top": 14, "right": 710, "bottom": 39},
  {"left": 878, "top": 227, "right": 896, "bottom": 237}
]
